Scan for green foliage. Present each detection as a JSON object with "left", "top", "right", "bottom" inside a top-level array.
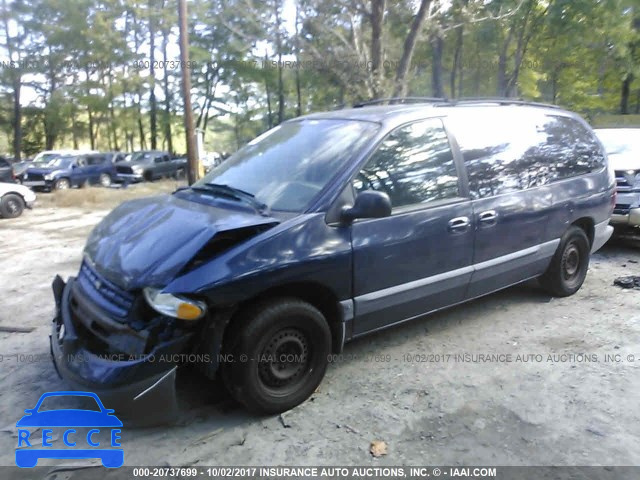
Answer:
[{"left": 0, "top": 0, "right": 638, "bottom": 157}]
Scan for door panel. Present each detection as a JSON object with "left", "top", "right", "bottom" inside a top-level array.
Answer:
[
  {"left": 466, "top": 188, "right": 553, "bottom": 298},
  {"left": 444, "top": 109, "right": 562, "bottom": 298},
  {"left": 349, "top": 117, "right": 475, "bottom": 335},
  {"left": 352, "top": 201, "right": 474, "bottom": 334}
]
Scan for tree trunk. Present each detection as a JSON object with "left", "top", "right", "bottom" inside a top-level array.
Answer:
[
  {"left": 149, "top": 0, "right": 158, "bottom": 149},
  {"left": 137, "top": 95, "right": 146, "bottom": 149},
  {"left": 88, "top": 108, "right": 95, "bottom": 150},
  {"left": 162, "top": 20, "right": 173, "bottom": 154},
  {"left": 264, "top": 53, "right": 273, "bottom": 128},
  {"left": 294, "top": 3, "right": 302, "bottom": 117},
  {"left": 274, "top": 0, "right": 285, "bottom": 124},
  {"left": 11, "top": 76, "right": 22, "bottom": 160},
  {"left": 71, "top": 106, "right": 79, "bottom": 149},
  {"left": 393, "top": 0, "right": 431, "bottom": 97},
  {"left": 431, "top": 33, "right": 444, "bottom": 98},
  {"left": 497, "top": 27, "right": 514, "bottom": 96},
  {"left": 2, "top": 0, "right": 22, "bottom": 160},
  {"left": 370, "top": 0, "right": 385, "bottom": 97},
  {"left": 621, "top": 73, "right": 633, "bottom": 114},
  {"left": 107, "top": 66, "right": 119, "bottom": 151},
  {"left": 450, "top": 25, "right": 463, "bottom": 99}
]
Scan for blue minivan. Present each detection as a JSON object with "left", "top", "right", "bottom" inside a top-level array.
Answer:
[{"left": 50, "top": 100, "right": 615, "bottom": 420}]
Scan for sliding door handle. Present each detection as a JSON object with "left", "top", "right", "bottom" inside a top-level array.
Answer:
[
  {"left": 448, "top": 216, "right": 471, "bottom": 232},
  {"left": 478, "top": 210, "right": 498, "bottom": 224}
]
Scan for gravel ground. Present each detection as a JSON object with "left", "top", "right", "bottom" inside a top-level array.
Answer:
[{"left": 0, "top": 201, "right": 639, "bottom": 474}]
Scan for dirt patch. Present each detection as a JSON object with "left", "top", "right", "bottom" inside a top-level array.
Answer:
[{"left": 0, "top": 207, "right": 639, "bottom": 468}]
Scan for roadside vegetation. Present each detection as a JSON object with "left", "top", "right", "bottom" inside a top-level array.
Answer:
[{"left": 36, "top": 180, "right": 186, "bottom": 209}]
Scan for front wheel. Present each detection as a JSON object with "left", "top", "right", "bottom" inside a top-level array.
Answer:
[
  {"left": 221, "top": 298, "right": 331, "bottom": 414},
  {"left": 54, "top": 178, "right": 70, "bottom": 190},
  {"left": 539, "top": 226, "right": 590, "bottom": 297},
  {"left": 99, "top": 173, "right": 112, "bottom": 187},
  {"left": 0, "top": 193, "right": 25, "bottom": 218}
]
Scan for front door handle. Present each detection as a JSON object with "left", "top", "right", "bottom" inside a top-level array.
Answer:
[
  {"left": 448, "top": 216, "right": 471, "bottom": 232},
  {"left": 478, "top": 210, "right": 498, "bottom": 225}
]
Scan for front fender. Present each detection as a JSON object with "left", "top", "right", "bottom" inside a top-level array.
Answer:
[{"left": 164, "top": 213, "right": 353, "bottom": 305}]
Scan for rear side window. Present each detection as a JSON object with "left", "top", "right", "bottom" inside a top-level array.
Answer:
[
  {"left": 448, "top": 110, "right": 605, "bottom": 199},
  {"left": 0, "top": 158, "right": 10, "bottom": 167},
  {"left": 539, "top": 115, "right": 605, "bottom": 180},
  {"left": 353, "top": 118, "right": 459, "bottom": 209},
  {"left": 87, "top": 155, "right": 105, "bottom": 165}
]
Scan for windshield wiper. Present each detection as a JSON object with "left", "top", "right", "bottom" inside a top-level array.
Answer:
[{"left": 191, "top": 183, "right": 270, "bottom": 215}]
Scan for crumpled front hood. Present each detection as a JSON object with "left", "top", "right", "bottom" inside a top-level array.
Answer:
[{"left": 84, "top": 194, "right": 279, "bottom": 290}]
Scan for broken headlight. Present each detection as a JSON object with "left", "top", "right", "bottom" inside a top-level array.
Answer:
[{"left": 143, "top": 287, "right": 206, "bottom": 321}]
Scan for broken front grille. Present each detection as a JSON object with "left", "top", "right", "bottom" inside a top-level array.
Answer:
[{"left": 76, "top": 260, "right": 135, "bottom": 319}]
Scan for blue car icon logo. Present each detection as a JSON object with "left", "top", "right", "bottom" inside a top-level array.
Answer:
[{"left": 15, "top": 391, "right": 123, "bottom": 468}]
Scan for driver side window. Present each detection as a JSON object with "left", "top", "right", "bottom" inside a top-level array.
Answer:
[{"left": 353, "top": 118, "right": 459, "bottom": 210}]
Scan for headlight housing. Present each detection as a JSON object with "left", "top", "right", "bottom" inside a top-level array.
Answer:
[
  {"left": 132, "top": 165, "right": 143, "bottom": 174},
  {"left": 44, "top": 173, "right": 54, "bottom": 181},
  {"left": 143, "top": 287, "right": 206, "bottom": 321}
]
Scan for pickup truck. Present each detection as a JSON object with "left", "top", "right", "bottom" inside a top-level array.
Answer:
[{"left": 114, "top": 151, "right": 187, "bottom": 183}]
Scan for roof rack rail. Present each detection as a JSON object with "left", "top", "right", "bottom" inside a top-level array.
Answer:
[
  {"left": 353, "top": 97, "right": 448, "bottom": 108},
  {"left": 443, "top": 97, "right": 562, "bottom": 109}
]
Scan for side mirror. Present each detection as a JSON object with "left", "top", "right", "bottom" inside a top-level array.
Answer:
[
  {"left": 341, "top": 190, "right": 392, "bottom": 223},
  {"left": 71, "top": 164, "right": 78, "bottom": 169}
]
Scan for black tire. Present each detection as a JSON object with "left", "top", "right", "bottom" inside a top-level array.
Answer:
[
  {"left": 539, "top": 226, "right": 590, "bottom": 297},
  {"left": 54, "top": 178, "right": 70, "bottom": 190},
  {"left": 221, "top": 298, "right": 331, "bottom": 414},
  {"left": 0, "top": 193, "right": 25, "bottom": 218}
]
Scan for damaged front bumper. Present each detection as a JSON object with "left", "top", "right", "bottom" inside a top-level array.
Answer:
[{"left": 50, "top": 275, "right": 193, "bottom": 426}]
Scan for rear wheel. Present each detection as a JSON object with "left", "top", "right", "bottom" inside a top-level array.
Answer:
[
  {"left": 539, "top": 226, "right": 590, "bottom": 297},
  {"left": 221, "top": 298, "right": 331, "bottom": 414},
  {"left": 0, "top": 193, "right": 25, "bottom": 218}
]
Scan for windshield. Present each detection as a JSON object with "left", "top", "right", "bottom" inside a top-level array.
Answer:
[
  {"left": 47, "top": 157, "right": 74, "bottom": 168},
  {"left": 595, "top": 130, "right": 640, "bottom": 155},
  {"left": 32, "top": 153, "right": 60, "bottom": 167},
  {"left": 194, "top": 119, "right": 379, "bottom": 212},
  {"left": 130, "top": 152, "right": 154, "bottom": 162}
]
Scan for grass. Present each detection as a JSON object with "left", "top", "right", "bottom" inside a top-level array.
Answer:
[{"left": 37, "top": 180, "right": 188, "bottom": 210}]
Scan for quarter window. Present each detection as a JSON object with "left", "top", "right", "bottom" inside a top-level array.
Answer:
[
  {"left": 538, "top": 115, "right": 605, "bottom": 180},
  {"left": 448, "top": 110, "right": 605, "bottom": 199},
  {"left": 353, "top": 118, "right": 459, "bottom": 209}
]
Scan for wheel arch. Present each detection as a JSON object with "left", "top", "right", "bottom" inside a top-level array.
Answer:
[
  {"left": 221, "top": 281, "right": 345, "bottom": 356},
  {"left": 571, "top": 217, "right": 594, "bottom": 247}
]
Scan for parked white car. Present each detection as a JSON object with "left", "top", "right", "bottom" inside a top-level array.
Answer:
[
  {"left": 595, "top": 128, "right": 640, "bottom": 229},
  {"left": 0, "top": 182, "right": 36, "bottom": 218}
]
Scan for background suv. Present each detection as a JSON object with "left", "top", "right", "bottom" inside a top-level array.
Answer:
[{"left": 23, "top": 153, "right": 116, "bottom": 191}]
